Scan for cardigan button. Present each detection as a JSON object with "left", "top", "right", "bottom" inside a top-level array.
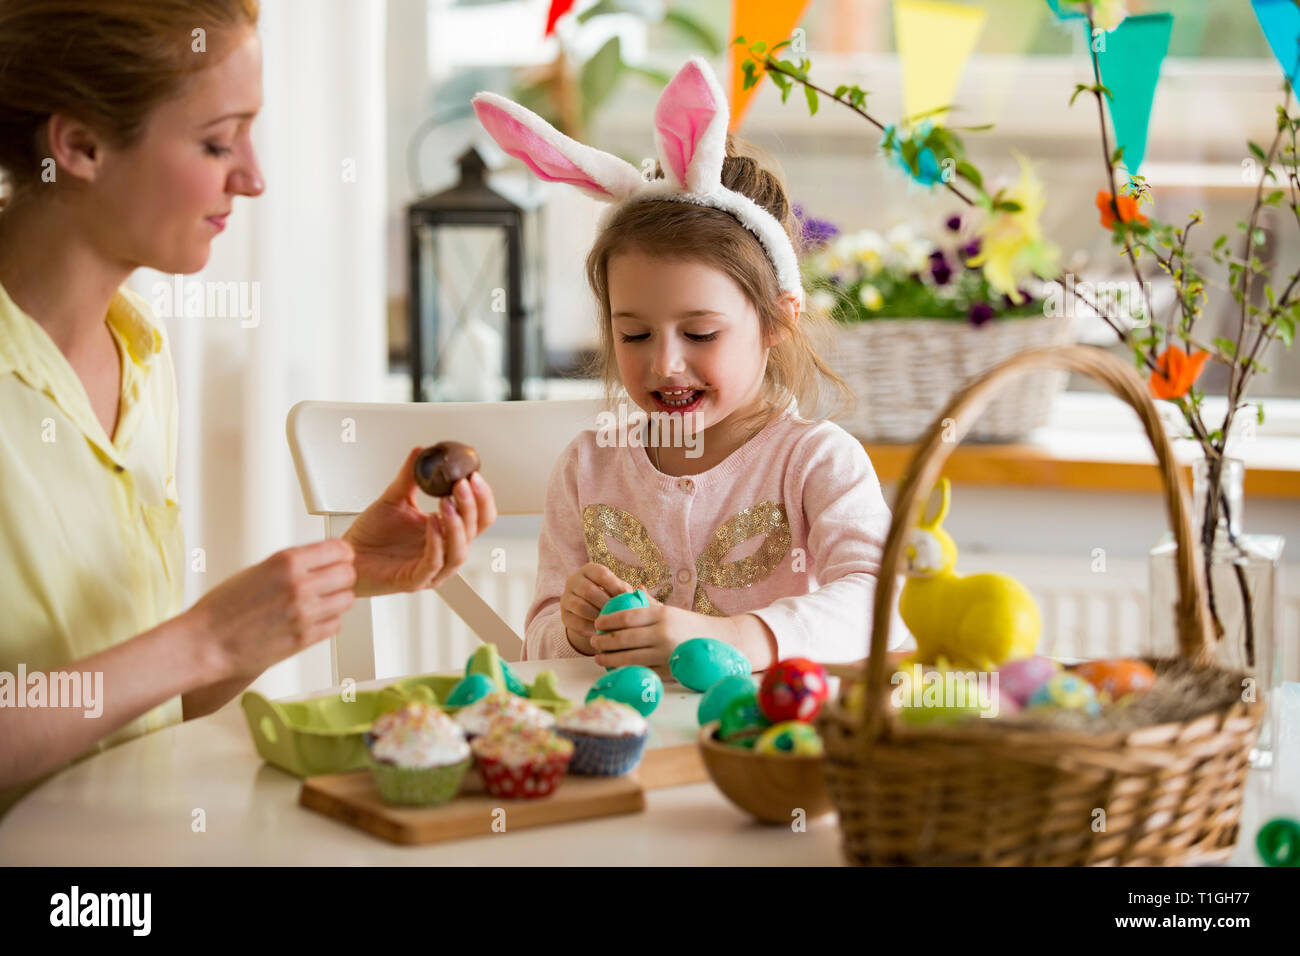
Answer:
[
  {"left": 677, "top": 478, "right": 694, "bottom": 494},
  {"left": 676, "top": 568, "right": 691, "bottom": 585}
]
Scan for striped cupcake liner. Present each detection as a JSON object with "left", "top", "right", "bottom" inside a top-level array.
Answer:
[
  {"left": 559, "top": 730, "right": 647, "bottom": 776},
  {"left": 370, "top": 757, "right": 471, "bottom": 806}
]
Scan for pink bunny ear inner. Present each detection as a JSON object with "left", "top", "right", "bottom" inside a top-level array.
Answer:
[
  {"left": 473, "top": 97, "right": 618, "bottom": 199},
  {"left": 654, "top": 59, "right": 726, "bottom": 190}
]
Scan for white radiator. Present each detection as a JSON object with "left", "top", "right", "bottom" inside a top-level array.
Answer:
[{"left": 367, "top": 543, "right": 1300, "bottom": 680}]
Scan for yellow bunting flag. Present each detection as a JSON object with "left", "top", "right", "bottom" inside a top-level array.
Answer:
[
  {"left": 894, "top": 0, "right": 986, "bottom": 124},
  {"left": 729, "top": 0, "right": 812, "bottom": 131}
]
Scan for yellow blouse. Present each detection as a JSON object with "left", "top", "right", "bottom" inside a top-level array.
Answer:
[{"left": 0, "top": 281, "right": 185, "bottom": 817}]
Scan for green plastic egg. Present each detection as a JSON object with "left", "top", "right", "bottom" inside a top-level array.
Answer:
[
  {"left": 670, "top": 637, "right": 752, "bottom": 692},
  {"left": 596, "top": 589, "right": 649, "bottom": 632},
  {"left": 717, "top": 692, "right": 770, "bottom": 748},
  {"left": 446, "top": 673, "right": 495, "bottom": 708},
  {"left": 754, "top": 721, "right": 823, "bottom": 756},
  {"left": 697, "top": 675, "right": 759, "bottom": 726},
  {"left": 586, "top": 666, "right": 662, "bottom": 717}
]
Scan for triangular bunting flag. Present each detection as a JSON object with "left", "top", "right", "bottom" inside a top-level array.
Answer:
[
  {"left": 1093, "top": 13, "right": 1173, "bottom": 174},
  {"left": 729, "top": 0, "right": 813, "bottom": 131},
  {"left": 894, "top": 0, "right": 986, "bottom": 124},
  {"left": 1253, "top": 0, "right": 1300, "bottom": 91}
]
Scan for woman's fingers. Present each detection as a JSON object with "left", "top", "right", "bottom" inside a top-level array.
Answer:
[
  {"left": 470, "top": 472, "right": 496, "bottom": 533},
  {"left": 449, "top": 478, "right": 478, "bottom": 539}
]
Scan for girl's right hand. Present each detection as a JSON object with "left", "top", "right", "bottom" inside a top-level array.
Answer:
[
  {"left": 186, "top": 539, "right": 358, "bottom": 679},
  {"left": 561, "top": 562, "right": 632, "bottom": 656}
]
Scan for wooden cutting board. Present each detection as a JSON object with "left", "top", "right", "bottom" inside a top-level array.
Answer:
[
  {"left": 301, "top": 766, "right": 645, "bottom": 845},
  {"left": 633, "top": 742, "right": 706, "bottom": 789}
]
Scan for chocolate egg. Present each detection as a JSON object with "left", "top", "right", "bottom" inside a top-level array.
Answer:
[
  {"left": 414, "top": 441, "right": 480, "bottom": 497},
  {"left": 1072, "top": 659, "right": 1156, "bottom": 702}
]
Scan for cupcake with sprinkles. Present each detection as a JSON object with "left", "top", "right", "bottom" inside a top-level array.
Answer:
[
  {"left": 470, "top": 721, "right": 573, "bottom": 799},
  {"left": 366, "top": 701, "right": 472, "bottom": 806},
  {"left": 454, "top": 690, "right": 556, "bottom": 740},
  {"left": 556, "top": 698, "right": 649, "bottom": 776}
]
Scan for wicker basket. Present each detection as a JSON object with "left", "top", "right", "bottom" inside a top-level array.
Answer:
[
  {"left": 817, "top": 345, "right": 1263, "bottom": 866},
  {"left": 827, "top": 315, "right": 1072, "bottom": 443}
]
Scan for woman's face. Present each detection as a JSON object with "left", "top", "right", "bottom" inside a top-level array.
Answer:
[
  {"left": 92, "top": 29, "right": 264, "bottom": 275},
  {"left": 608, "top": 249, "right": 773, "bottom": 446}
]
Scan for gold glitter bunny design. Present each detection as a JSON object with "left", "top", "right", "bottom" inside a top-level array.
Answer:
[{"left": 582, "top": 502, "right": 791, "bottom": 615}]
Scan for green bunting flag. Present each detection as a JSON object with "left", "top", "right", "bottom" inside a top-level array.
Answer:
[{"left": 1090, "top": 13, "right": 1173, "bottom": 174}]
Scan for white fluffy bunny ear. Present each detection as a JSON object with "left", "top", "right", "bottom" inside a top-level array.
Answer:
[
  {"left": 653, "top": 56, "right": 730, "bottom": 193},
  {"left": 472, "top": 92, "right": 643, "bottom": 203}
]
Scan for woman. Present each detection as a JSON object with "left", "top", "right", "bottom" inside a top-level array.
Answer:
[{"left": 0, "top": 0, "right": 496, "bottom": 813}]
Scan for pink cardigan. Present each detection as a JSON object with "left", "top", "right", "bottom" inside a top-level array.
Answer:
[{"left": 522, "top": 406, "right": 910, "bottom": 664}]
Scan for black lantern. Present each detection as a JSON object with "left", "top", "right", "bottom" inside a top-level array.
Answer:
[{"left": 406, "top": 146, "right": 544, "bottom": 402}]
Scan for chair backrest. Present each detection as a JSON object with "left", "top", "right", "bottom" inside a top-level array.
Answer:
[{"left": 286, "top": 398, "right": 606, "bottom": 682}]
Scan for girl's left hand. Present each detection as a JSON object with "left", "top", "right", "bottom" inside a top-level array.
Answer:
[
  {"left": 344, "top": 447, "right": 497, "bottom": 598},
  {"left": 592, "top": 598, "right": 725, "bottom": 673}
]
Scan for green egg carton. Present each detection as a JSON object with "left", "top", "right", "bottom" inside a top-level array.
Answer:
[{"left": 241, "top": 648, "right": 573, "bottom": 778}]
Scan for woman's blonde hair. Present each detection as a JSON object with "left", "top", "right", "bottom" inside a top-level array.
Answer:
[{"left": 583, "top": 134, "right": 855, "bottom": 437}]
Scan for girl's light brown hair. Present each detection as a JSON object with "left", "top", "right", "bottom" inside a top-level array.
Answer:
[
  {"left": 0, "top": 0, "right": 260, "bottom": 197},
  {"left": 584, "top": 134, "right": 855, "bottom": 438}
]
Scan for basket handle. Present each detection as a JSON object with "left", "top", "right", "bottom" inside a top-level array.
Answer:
[{"left": 860, "top": 345, "right": 1213, "bottom": 740}]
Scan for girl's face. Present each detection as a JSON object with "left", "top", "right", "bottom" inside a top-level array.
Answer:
[
  {"left": 608, "top": 250, "right": 773, "bottom": 442},
  {"left": 91, "top": 29, "right": 264, "bottom": 275}
]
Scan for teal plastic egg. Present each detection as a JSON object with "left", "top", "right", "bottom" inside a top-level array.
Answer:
[
  {"left": 586, "top": 666, "right": 662, "bottom": 717},
  {"left": 670, "top": 637, "right": 752, "bottom": 692},
  {"left": 1026, "top": 673, "right": 1101, "bottom": 716},
  {"left": 717, "top": 693, "right": 770, "bottom": 747},
  {"left": 697, "top": 675, "right": 759, "bottom": 727},
  {"left": 446, "top": 673, "right": 496, "bottom": 707},
  {"left": 596, "top": 589, "right": 649, "bottom": 632},
  {"left": 499, "top": 660, "right": 528, "bottom": 697}
]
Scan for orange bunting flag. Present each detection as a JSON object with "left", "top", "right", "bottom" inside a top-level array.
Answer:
[
  {"left": 729, "top": 0, "right": 812, "bottom": 131},
  {"left": 1149, "top": 345, "right": 1210, "bottom": 400},
  {"left": 1096, "top": 190, "right": 1148, "bottom": 229}
]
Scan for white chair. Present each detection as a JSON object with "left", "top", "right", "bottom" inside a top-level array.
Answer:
[{"left": 286, "top": 398, "right": 605, "bottom": 684}]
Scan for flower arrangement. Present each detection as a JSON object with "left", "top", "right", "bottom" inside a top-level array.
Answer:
[
  {"left": 797, "top": 208, "right": 1045, "bottom": 325},
  {"left": 736, "top": 0, "right": 1297, "bottom": 654}
]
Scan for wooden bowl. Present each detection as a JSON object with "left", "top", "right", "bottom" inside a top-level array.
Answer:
[{"left": 697, "top": 721, "right": 835, "bottom": 825}]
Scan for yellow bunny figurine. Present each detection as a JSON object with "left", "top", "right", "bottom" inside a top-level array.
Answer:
[{"left": 899, "top": 479, "right": 1041, "bottom": 671}]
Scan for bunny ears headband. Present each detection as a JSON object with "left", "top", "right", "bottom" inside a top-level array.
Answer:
[{"left": 471, "top": 56, "right": 804, "bottom": 308}]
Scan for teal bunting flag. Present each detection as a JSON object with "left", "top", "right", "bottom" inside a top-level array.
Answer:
[
  {"left": 1090, "top": 13, "right": 1173, "bottom": 174},
  {"left": 1253, "top": 0, "right": 1300, "bottom": 91},
  {"left": 1044, "top": 0, "right": 1084, "bottom": 20}
]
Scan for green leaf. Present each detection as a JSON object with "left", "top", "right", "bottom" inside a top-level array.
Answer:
[
  {"left": 623, "top": 62, "right": 671, "bottom": 86},
  {"left": 1213, "top": 336, "right": 1237, "bottom": 357},
  {"left": 956, "top": 161, "right": 983, "bottom": 189},
  {"left": 804, "top": 84, "right": 819, "bottom": 116},
  {"left": 579, "top": 37, "right": 624, "bottom": 124},
  {"left": 998, "top": 200, "right": 1023, "bottom": 212},
  {"left": 1213, "top": 234, "right": 1228, "bottom": 251},
  {"left": 771, "top": 38, "right": 793, "bottom": 54},
  {"left": 1110, "top": 146, "right": 1125, "bottom": 166},
  {"left": 1257, "top": 404, "right": 1266, "bottom": 425},
  {"left": 1250, "top": 140, "right": 1268, "bottom": 161},
  {"left": 833, "top": 84, "right": 849, "bottom": 100},
  {"left": 1264, "top": 189, "right": 1285, "bottom": 206},
  {"left": 751, "top": 40, "right": 766, "bottom": 54},
  {"left": 663, "top": 8, "right": 724, "bottom": 55}
]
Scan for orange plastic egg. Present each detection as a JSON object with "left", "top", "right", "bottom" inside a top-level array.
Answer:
[{"left": 1072, "top": 659, "right": 1156, "bottom": 701}]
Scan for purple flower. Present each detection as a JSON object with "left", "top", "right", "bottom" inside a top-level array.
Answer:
[
  {"left": 945, "top": 214, "right": 962, "bottom": 232},
  {"left": 929, "top": 250, "right": 952, "bottom": 285},
  {"left": 793, "top": 203, "right": 839, "bottom": 250},
  {"left": 968, "top": 302, "right": 995, "bottom": 326},
  {"left": 958, "top": 238, "right": 982, "bottom": 262}
]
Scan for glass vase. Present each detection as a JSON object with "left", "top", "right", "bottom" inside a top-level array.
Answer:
[{"left": 1148, "top": 458, "right": 1285, "bottom": 768}]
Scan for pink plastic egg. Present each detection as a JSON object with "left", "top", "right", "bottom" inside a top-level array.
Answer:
[{"left": 996, "top": 656, "right": 1060, "bottom": 707}]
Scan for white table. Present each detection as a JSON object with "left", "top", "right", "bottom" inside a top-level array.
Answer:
[{"left": 1, "top": 660, "right": 1295, "bottom": 866}]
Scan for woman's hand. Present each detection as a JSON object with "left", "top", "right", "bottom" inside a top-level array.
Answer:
[
  {"left": 344, "top": 447, "right": 497, "bottom": 598},
  {"left": 560, "top": 562, "right": 633, "bottom": 656},
  {"left": 187, "top": 538, "right": 358, "bottom": 680}
]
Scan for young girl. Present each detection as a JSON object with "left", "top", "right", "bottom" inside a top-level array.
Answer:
[
  {"left": 0, "top": 0, "right": 495, "bottom": 814},
  {"left": 474, "top": 58, "right": 907, "bottom": 671}
]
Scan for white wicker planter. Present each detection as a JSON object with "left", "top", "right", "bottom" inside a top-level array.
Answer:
[{"left": 826, "top": 314, "right": 1074, "bottom": 443}]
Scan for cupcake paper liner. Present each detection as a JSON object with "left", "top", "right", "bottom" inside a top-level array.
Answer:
[
  {"left": 475, "top": 752, "right": 571, "bottom": 799},
  {"left": 370, "top": 757, "right": 471, "bottom": 806},
  {"left": 558, "top": 729, "right": 647, "bottom": 776}
]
